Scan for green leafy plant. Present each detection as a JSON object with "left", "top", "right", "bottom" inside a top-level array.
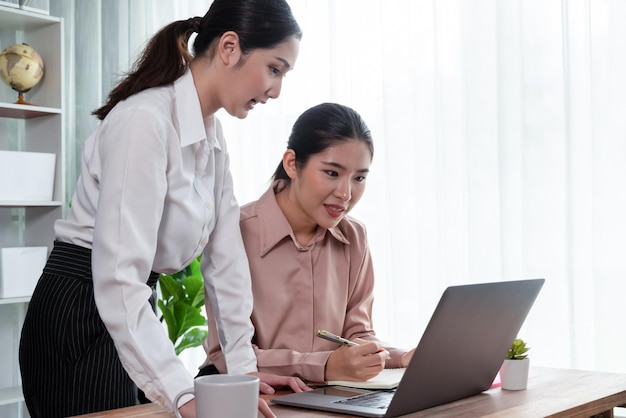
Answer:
[
  {"left": 505, "top": 338, "right": 530, "bottom": 360},
  {"left": 158, "top": 256, "right": 207, "bottom": 355}
]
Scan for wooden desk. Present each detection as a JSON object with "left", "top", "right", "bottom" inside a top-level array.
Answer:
[{"left": 72, "top": 367, "right": 626, "bottom": 417}]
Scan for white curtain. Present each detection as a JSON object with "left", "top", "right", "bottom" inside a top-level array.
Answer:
[{"left": 53, "top": 0, "right": 626, "bottom": 375}]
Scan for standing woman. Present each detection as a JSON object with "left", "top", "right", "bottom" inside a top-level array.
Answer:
[{"left": 19, "top": 1, "right": 307, "bottom": 417}]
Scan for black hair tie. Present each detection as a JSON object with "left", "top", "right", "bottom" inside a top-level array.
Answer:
[{"left": 187, "top": 16, "right": 201, "bottom": 33}]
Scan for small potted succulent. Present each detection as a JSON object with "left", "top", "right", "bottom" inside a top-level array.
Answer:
[{"left": 499, "top": 338, "right": 530, "bottom": 390}]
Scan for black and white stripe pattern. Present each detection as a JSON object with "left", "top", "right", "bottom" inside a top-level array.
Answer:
[{"left": 19, "top": 241, "right": 158, "bottom": 417}]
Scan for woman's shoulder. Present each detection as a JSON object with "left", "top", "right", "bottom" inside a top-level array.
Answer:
[
  {"left": 112, "top": 84, "right": 174, "bottom": 116},
  {"left": 240, "top": 185, "right": 277, "bottom": 223},
  {"left": 240, "top": 199, "right": 258, "bottom": 222},
  {"left": 337, "top": 215, "right": 368, "bottom": 240},
  {"left": 99, "top": 85, "right": 178, "bottom": 140}
]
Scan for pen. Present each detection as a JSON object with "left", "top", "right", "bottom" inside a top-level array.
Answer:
[
  {"left": 316, "top": 329, "right": 359, "bottom": 347},
  {"left": 316, "top": 329, "right": 392, "bottom": 360}
]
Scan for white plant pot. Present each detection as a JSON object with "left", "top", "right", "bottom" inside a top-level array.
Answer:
[{"left": 499, "top": 358, "right": 529, "bottom": 390}]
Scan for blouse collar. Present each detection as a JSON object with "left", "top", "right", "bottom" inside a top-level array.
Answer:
[
  {"left": 174, "top": 68, "right": 220, "bottom": 152},
  {"left": 256, "top": 180, "right": 350, "bottom": 257}
]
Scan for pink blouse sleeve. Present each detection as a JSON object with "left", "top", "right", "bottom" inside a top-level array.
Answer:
[{"left": 253, "top": 345, "right": 331, "bottom": 383}]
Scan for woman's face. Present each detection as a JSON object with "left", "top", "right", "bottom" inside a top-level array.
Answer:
[
  {"left": 223, "top": 35, "right": 300, "bottom": 119},
  {"left": 290, "top": 139, "right": 372, "bottom": 231}
]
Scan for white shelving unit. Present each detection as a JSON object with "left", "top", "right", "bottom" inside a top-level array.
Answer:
[{"left": 0, "top": 5, "right": 64, "bottom": 417}]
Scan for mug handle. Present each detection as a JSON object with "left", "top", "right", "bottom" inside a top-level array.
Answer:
[{"left": 172, "top": 387, "right": 195, "bottom": 418}]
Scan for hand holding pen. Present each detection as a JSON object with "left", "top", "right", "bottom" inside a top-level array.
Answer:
[{"left": 317, "top": 330, "right": 391, "bottom": 382}]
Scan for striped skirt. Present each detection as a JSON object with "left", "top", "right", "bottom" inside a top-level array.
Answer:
[{"left": 19, "top": 241, "right": 159, "bottom": 418}]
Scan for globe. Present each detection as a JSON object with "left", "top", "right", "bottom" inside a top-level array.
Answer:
[{"left": 0, "top": 43, "right": 45, "bottom": 105}]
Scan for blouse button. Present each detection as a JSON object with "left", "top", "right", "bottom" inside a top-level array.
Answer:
[
  {"left": 200, "top": 239, "right": 207, "bottom": 247},
  {"left": 205, "top": 202, "right": 211, "bottom": 209}
]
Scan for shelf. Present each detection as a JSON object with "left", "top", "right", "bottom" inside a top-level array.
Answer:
[
  {"left": 1, "top": 5, "right": 62, "bottom": 412},
  {"left": 0, "top": 385, "right": 24, "bottom": 406},
  {"left": 0, "top": 297, "right": 30, "bottom": 305},
  {"left": 0, "top": 4, "right": 58, "bottom": 30},
  {"left": 0, "top": 102, "right": 62, "bottom": 119},
  {"left": 0, "top": 201, "right": 63, "bottom": 207}
]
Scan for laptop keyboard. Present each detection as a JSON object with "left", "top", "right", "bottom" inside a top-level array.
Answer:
[{"left": 335, "top": 390, "right": 396, "bottom": 409}]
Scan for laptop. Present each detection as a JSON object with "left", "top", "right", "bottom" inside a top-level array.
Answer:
[{"left": 271, "top": 278, "right": 545, "bottom": 417}]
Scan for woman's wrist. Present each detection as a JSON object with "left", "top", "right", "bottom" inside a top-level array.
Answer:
[{"left": 178, "top": 398, "right": 196, "bottom": 418}]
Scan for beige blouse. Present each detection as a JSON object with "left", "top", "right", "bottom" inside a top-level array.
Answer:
[{"left": 203, "top": 180, "right": 407, "bottom": 383}]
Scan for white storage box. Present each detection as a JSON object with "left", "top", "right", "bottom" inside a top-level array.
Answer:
[
  {"left": 0, "top": 150, "right": 56, "bottom": 202},
  {"left": 0, "top": 246, "right": 47, "bottom": 298}
]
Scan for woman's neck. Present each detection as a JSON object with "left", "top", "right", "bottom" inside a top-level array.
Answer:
[
  {"left": 189, "top": 59, "right": 220, "bottom": 118},
  {"left": 275, "top": 186, "right": 318, "bottom": 245}
]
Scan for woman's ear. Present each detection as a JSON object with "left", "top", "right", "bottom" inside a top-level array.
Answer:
[
  {"left": 282, "top": 149, "right": 298, "bottom": 179},
  {"left": 217, "top": 31, "right": 241, "bottom": 66}
]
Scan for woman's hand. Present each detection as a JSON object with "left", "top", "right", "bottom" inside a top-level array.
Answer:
[
  {"left": 247, "top": 372, "right": 311, "bottom": 418},
  {"left": 177, "top": 399, "right": 196, "bottom": 418},
  {"left": 400, "top": 348, "right": 415, "bottom": 368},
  {"left": 178, "top": 394, "right": 281, "bottom": 418},
  {"left": 249, "top": 371, "right": 311, "bottom": 394},
  {"left": 257, "top": 398, "right": 275, "bottom": 418},
  {"left": 325, "top": 340, "right": 388, "bottom": 382}
]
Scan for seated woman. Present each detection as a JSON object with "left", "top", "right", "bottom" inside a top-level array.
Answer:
[{"left": 202, "top": 102, "right": 414, "bottom": 384}]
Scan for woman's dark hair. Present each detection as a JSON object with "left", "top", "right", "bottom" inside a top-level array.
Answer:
[
  {"left": 93, "top": 0, "right": 302, "bottom": 120},
  {"left": 273, "top": 103, "right": 374, "bottom": 181}
]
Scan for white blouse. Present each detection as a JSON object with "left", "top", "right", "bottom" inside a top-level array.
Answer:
[{"left": 54, "top": 69, "right": 256, "bottom": 411}]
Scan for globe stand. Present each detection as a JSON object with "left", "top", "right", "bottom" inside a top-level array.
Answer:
[{"left": 15, "top": 90, "right": 35, "bottom": 106}]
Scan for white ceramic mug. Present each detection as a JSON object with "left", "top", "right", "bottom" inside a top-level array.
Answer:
[{"left": 173, "top": 374, "right": 260, "bottom": 418}]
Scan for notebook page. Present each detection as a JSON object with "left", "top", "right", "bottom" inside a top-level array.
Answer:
[{"left": 326, "top": 368, "right": 406, "bottom": 390}]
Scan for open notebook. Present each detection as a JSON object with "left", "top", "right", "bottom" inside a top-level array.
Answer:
[{"left": 327, "top": 368, "right": 406, "bottom": 390}]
